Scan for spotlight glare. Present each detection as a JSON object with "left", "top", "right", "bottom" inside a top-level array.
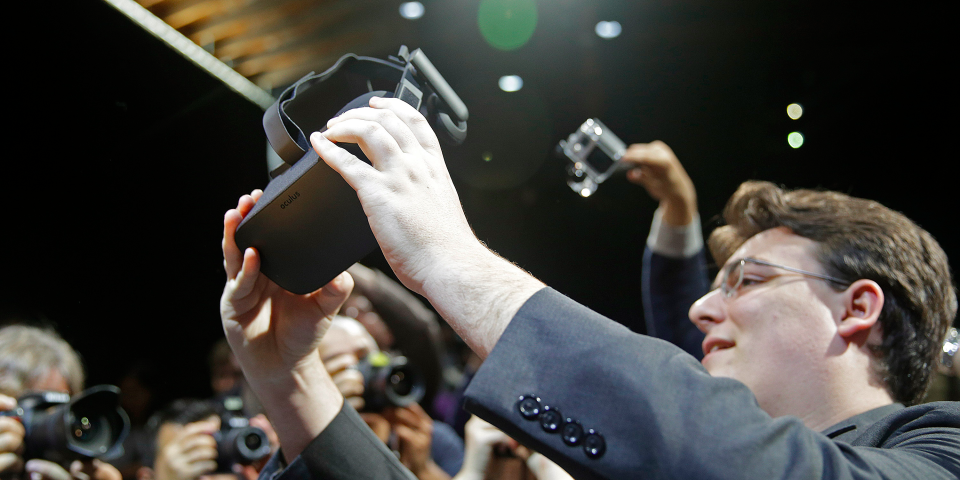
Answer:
[
  {"left": 787, "top": 103, "right": 803, "bottom": 120},
  {"left": 498, "top": 75, "right": 523, "bottom": 92},
  {"left": 788, "top": 132, "right": 804, "bottom": 148},
  {"left": 580, "top": 188, "right": 593, "bottom": 197},
  {"left": 595, "top": 21, "right": 622, "bottom": 39},
  {"left": 399, "top": 2, "right": 424, "bottom": 20},
  {"left": 478, "top": 0, "right": 538, "bottom": 51}
]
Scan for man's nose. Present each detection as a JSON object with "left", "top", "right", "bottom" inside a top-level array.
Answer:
[{"left": 689, "top": 289, "right": 726, "bottom": 333}]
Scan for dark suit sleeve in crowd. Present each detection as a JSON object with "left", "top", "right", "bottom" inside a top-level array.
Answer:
[
  {"left": 462, "top": 287, "right": 960, "bottom": 480},
  {"left": 641, "top": 246, "right": 709, "bottom": 359},
  {"left": 258, "top": 402, "right": 416, "bottom": 480}
]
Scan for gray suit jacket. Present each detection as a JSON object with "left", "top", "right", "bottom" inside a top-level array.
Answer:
[
  {"left": 260, "top": 285, "right": 960, "bottom": 479},
  {"left": 462, "top": 287, "right": 960, "bottom": 479}
]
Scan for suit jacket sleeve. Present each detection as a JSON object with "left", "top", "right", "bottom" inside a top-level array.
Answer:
[
  {"left": 641, "top": 246, "right": 708, "bottom": 359},
  {"left": 462, "top": 287, "right": 960, "bottom": 480},
  {"left": 258, "top": 402, "right": 416, "bottom": 480}
]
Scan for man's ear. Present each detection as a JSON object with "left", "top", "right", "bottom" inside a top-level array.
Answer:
[{"left": 838, "top": 279, "right": 884, "bottom": 340}]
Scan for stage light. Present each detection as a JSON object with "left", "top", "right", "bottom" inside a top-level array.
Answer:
[
  {"left": 788, "top": 132, "right": 804, "bottom": 148},
  {"left": 580, "top": 187, "right": 593, "bottom": 198},
  {"left": 787, "top": 103, "right": 803, "bottom": 120},
  {"left": 399, "top": 2, "right": 424, "bottom": 20},
  {"left": 595, "top": 21, "right": 622, "bottom": 39},
  {"left": 478, "top": 0, "right": 538, "bottom": 51},
  {"left": 499, "top": 75, "right": 523, "bottom": 92},
  {"left": 482, "top": 152, "right": 493, "bottom": 162}
]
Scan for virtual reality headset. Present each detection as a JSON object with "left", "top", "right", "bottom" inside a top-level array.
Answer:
[
  {"left": 236, "top": 46, "right": 468, "bottom": 294},
  {"left": 264, "top": 45, "right": 468, "bottom": 176}
]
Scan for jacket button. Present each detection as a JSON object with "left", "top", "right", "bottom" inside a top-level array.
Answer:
[
  {"left": 583, "top": 429, "right": 606, "bottom": 459},
  {"left": 539, "top": 406, "right": 562, "bottom": 433},
  {"left": 517, "top": 395, "right": 541, "bottom": 420},
  {"left": 561, "top": 418, "right": 583, "bottom": 446}
]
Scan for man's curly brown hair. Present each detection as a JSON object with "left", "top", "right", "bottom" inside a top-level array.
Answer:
[{"left": 708, "top": 181, "right": 956, "bottom": 405}]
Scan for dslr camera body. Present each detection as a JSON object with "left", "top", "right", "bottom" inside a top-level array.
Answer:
[
  {"left": 356, "top": 352, "right": 425, "bottom": 412},
  {"left": 3, "top": 385, "right": 129, "bottom": 464},
  {"left": 558, "top": 118, "right": 628, "bottom": 197},
  {"left": 214, "top": 397, "right": 271, "bottom": 472}
]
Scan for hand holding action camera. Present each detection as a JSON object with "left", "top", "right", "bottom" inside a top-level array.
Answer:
[{"left": 621, "top": 140, "right": 697, "bottom": 227}]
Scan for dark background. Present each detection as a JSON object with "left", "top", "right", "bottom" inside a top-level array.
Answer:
[{"left": 3, "top": 0, "right": 954, "bottom": 408}]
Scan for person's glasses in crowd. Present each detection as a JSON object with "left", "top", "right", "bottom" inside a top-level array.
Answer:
[{"left": 720, "top": 258, "right": 850, "bottom": 298}]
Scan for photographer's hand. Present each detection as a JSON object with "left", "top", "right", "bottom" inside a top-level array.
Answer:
[
  {"left": 322, "top": 354, "right": 366, "bottom": 411},
  {"left": 24, "top": 460, "right": 72, "bottom": 480},
  {"left": 384, "top": 404, "right": 447, "bottom": 480},
  {"left": 312, "top": 98, "right": 543, "bottom": 359},
  {"left": 67, "top": 459, "right": 121, "bottom": 480},
  {"left": 0, "top": 395, "right": 24, "bottom": 480},
  {"left": 220, "top": 190, "right": 352, "bottom": 459},
  {"left": 622, "top": 141, "right": 697, "bottom": 227},
  {"left": 453, "top": 416, "right": 513, "bottom": 480},
  {"left": 153, "top": 419, "right": 218, "bottom": 480}
]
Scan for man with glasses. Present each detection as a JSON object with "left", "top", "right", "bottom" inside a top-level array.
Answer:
[{"left": 219, "top": 99, "right": 959, "bottom": 480}]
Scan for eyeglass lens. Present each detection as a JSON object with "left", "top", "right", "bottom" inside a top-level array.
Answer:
[{"left": 722, "top": 260, "right": 743, "bottom": 297}]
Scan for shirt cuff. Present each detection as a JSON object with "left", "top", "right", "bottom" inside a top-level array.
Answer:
[{"left": 646, "top": 207, "right": 703, "bottom": 259}]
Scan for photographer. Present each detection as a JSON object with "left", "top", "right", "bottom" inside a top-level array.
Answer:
[
  {"left": 0, "top": 325, "right": 122, "bottom": 480},
  {"left": 136, "top": 399, "right": 274, "bottom": 480},
  {"left": 319, "top": 316, "right": 462, "bottom": 480}
]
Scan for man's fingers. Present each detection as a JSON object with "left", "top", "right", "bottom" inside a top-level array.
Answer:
[
  {"left": 0, "top": 432, "right": 23, "bottom": 455},
  {"left": 180, "top": 445, "right": 218, "bottom": 464},
  {"left": 72, "top": 460, "right": 120, "bottom": 480},
  {"left": 223, "top": 209, "right": 245, "bottom": 280},
  {"left": 330, "top": 371, "right": 364, "bottom": 400},
  {"left": 321, "top": 119, "right": 406, "bottom": 169},
  {"left": 327, "top": 105, "right": 423, "bottom": 154},
  {"left": 233, "top": 247, "right": 263, "bottom": 299},
  {"left": 0, "top": 417, "right": 25, "bottom": 452},
  {"left": 25, "top": 459, "right": 72, "bottom": 480},
  {"left": 389, "top": 406, "right": 429, "bottom": 430},
  {"left": 0, "top": 453, "right": 22, "bottom": 477},
  {"left": 223, "top": 191, "right": 263, "bottom": 281},
  {"left": 177, "top": 434, "right": 218, "bottom": 455},
  {"left": 310, "top": 131, "right": 378, "bottom": 191},
  {"left": 393, "top": 424, "right": 418, "bottom": 442},
  {"left": 370, "top": 97, "right": 443, "bottom": 157},
  {"left": 182, "top": 460, "right": 218, "bottom": 479},
  {"left": 309, "top": 271, "right": 353, "bottom": 318}
]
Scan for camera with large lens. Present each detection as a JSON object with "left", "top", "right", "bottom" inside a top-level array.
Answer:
[
  {"left": 356, "top": 352, "right": 425, "bottom": 412},
  {"left": 214, "top": 397, "right": 271, "bottom": 471},
  {"left": 3, "top": 385, "right": 129, "bottom": 463},
  {"left": 557, "top": 118, "right": 628, "bottom": 197}
]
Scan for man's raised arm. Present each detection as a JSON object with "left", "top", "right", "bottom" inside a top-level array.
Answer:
[{"left": 311, "top": 96, "right": 544, "bottom": 359}]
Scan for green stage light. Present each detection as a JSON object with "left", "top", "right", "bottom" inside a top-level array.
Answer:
[{"left": 478, "top": 0, "right": 538, "bottom": 51}]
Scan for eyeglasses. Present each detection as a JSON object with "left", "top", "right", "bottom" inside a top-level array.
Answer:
[{"left": 719, "top": 258, "right": 850, "bottom": 298}]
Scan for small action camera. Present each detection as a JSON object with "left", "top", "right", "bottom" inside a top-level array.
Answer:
[{"left": 557, "top": 118, "right": 627, "bottom": 197}]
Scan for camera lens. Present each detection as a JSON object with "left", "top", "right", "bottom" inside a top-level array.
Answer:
[
  {"left": 72, "top": 415, "right": 98, "bottom": 442},
  {"left": 66, "top": 410, "right": 112, "bottom": 454},
  {"left": 389, "top": 370, "right": 413, "bottom": 397},
  {"left": 243, "top": 432, "right": 263, "bottom": 451}
]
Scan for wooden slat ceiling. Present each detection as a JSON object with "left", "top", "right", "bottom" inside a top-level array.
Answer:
[{"left": 138, "top": 0, "right": 409, "bottom": 91}]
